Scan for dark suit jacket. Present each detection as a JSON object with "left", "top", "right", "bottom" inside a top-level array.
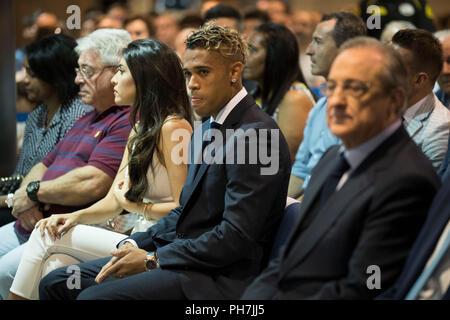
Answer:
[
  {"left": 126, "top": 94, "right": 291, "bottom": 299},
  {"left": 378, "top": 175, "right": 450, "bottom": 299},
  {"left": 242, "top": 125, "right": 441, "bottom": 299}
]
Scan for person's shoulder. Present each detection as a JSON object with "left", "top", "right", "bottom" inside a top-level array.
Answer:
[
  {"left": 431, "top": 95, "right": 450, "bottom": 119},
  {"left": 161, "top": 116, "right": 193, "bottom": 136}
]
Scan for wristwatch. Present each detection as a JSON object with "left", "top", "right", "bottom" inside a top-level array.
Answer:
[
  {"left": 5, "top": 193, "right": 14, "bottom": 208},
  {"left": 26, "top": 181, "right": 40, "bottom": 202},
  {"left": 144, "top": 251, "right": 159, "bottom": 271}
]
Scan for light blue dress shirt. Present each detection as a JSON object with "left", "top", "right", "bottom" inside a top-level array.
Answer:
[{"left": 291, "top": 97, "right": 341, "bottom": 190}]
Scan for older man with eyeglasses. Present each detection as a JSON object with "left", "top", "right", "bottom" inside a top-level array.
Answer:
[
  {"left": 0, "top": 29, "right": 132, "bottom": 299},
  {"left": 242, "top": 37, "right": 441, "bottom": 300}
]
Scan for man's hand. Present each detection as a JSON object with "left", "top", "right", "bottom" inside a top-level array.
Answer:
[
  {"left": 17, "top": 205, "right": 44, "bottom": 231},
  {"left": 12, "top": 186, "right": 36, "bottom": 218},
  {"left": 95, "top": 243, "right": 148, "bottom": 283}
]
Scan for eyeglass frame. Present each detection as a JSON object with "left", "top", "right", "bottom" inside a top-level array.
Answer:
[
  {"left": 323, "top": 79, "right": 373, "bottom": 99},
  {"left": 74, "top": 64, "right": 118, "bottom": 80}
]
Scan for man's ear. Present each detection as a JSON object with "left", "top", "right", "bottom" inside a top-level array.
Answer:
[
  {"left": 414, "top": 72, "right": 429, "bottom": 86},
  {"left": 229, "top": 61, "right": 244, "bottom": 83}
]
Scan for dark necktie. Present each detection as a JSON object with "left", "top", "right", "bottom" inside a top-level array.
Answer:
[
  {"left": 202, "top": 121, "right": 222, "bottom": 152},
  {"left": 319, "top": 153, "right": 350, "bottom": 208}
]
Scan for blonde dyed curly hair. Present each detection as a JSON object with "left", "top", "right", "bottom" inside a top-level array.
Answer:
[{"left": 185, "top": 22, "right": 248, "bottom": 64}]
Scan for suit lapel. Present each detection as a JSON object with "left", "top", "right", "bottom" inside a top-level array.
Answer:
[
  {"left": 280, "top": 126, "right": 408, "bottom": 277},
  {"left": 282, "top": 172, "right": 371, "bottom": 275},
  {"left": 181, "top": 94, "right": 254, "bottom": 211}
]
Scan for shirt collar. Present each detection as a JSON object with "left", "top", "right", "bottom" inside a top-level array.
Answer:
[
  {"left": 403, "top": 92, "right": 433, "bottom": 124},
  {"left": 341, "top": 119, "right": 402, "bottom": 171},
  {"left": 210, "top": 87, "right": 247, "bottom": 125}
]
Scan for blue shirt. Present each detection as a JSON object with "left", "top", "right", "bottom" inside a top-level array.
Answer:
[{"left": 291, "top": 97, "right": 341, "bottom": 190}]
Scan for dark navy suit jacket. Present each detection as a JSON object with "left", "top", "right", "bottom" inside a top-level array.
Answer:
[
  {"left": 242, "top": 126, "right": 441, "bottom": 299},
  {"left": 126, "top": 94, "right": 291, "bottom": 299}
]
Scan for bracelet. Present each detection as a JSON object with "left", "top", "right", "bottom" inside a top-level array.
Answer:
[{"left": 142, "top": 202, "right": 154, "bottom": 220}]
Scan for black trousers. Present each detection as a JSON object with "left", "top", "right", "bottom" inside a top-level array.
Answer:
[{"left": 39, "top": 257, "right": 187, "bottom": 300}]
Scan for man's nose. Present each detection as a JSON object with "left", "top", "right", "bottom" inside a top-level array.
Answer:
[
  {"left": 443, "top": 61, "right": 450, "bottom": 74},
  {"left": 187, "top": 75, "right": 199, "bottom": 90},
  {"left": 75, "top": 72, "right": 84, "bottom": 85},
  {"left": 306, "top": 42, "right": 314, "bottom": 56}
]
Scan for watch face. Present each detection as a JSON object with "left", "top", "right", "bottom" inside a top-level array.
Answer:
[
  {"left": 146, "top": 257, "right": 157, "bottom": 270},
  {"left": 26, "top": 181, "right": 40, "bottom": 202}
]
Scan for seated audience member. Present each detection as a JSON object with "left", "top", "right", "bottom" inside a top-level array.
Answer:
[
  {"left": 434, "top": 30, "right": 450, "bottom": 108},
  {"left": 242, "top": 37, "right": 441, "bottom": 300},
  {"left": 257, "top": 0, "right": 291, "bottom": 27},
  {"left": 105, "top": 2, "right": 128, "bottom": 24},
  {"left": 96, "top": 15, "right": 124, "bottom": 30},
  {"left": 288, "top": 12, "right": 366, "bottom": 199},
  {"left": 0, "top": 34, "right": 92, "bottom": 226},
  {"left": 203, "top": 4, "right": 242, "bottom": 32},
  {"left": 380, "top": 20, "right": 416, "bottom": 44},
  {"left": 38, "top": 24, "right": 291, "bottom": 300},
  {"left": 377, "top": 175, "right": 450, "bottom": 300},
  {"left": 292, "top": 10, "right": 324, "bottom": 89},
  {"left": 124, "top": 15, "right": 154, "bottom": 41},
  {"left": 244, "top": 23, "right": 315, "bottom": 163},
  {"left": 174, "top": 27, "right": 198, "bottom": 61},
  {"left": 178, "top": 13, "right": 204, "bottom": 30},
  {"left": 0, "top": 28, "right": 132, "bottom": 300},
  {"left": 391, "top": 29, "right": 450, "bottom": 170},
  {"left": 242, "top": 8, "right": 270, "bottom": 39},
  {"left": 154, "top": 12, "right": 180, "bottom": 49},
  {"left": 8, "top": 39, "right": 193, "bottom": 300}
]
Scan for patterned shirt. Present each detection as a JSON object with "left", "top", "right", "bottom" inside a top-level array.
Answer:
[
  {"left": 13, "top": 98, "right": 92, "bottom": 176},
  {"left": 15, "top": 105, "right": 132, "bottom": 235}
]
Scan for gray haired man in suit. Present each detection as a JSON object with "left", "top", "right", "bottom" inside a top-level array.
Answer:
[{"left": 242, "top": 37, "right": 441, "bottom": 299}]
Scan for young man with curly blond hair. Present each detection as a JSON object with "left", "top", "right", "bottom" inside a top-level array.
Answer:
[{"left": 39, "top": 23, "right": 291, "bottom": 300}]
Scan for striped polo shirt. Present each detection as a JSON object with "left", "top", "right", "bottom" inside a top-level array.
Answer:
[{"left": 15, "top": 105, "right": 132, "bottom": 235}]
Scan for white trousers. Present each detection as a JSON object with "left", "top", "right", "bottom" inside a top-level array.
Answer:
[{"left": 9, "top": 225, "right": 127, "bottom": 300}]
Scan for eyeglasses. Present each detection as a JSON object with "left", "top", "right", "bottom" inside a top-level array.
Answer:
[
  {"left": 324, "top": 79, "right": 372, "bottom": 99},
  {"left": 75, "top": 65, "right": 118, "bottom": 79}
]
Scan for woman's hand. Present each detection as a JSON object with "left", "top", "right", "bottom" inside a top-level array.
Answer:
[
  {"left": 113, "top": 175, "right": 138, "bottom": 213},
  {"left": 35, "top": 212, "right": 80, "bottom": 241}
]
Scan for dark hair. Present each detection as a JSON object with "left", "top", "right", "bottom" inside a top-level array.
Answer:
[
  {"left": 179, "top": 13, "right": 204, "bottom": 29},
  {"left": 392, "top": 29, "right": 443, "bottom": 83},
  {"left": 25, "top": 33, "right": 79, "bottom": 108},
  {"left": 124, "top": 15, "right": 155, "bottom": 37},
  {"left": 243, "top": 9, "right": 270, "bottom": 23},
  {"left": 204, "top": 4, "right": 242, "bottom": 24},
  {"left": 321, "top": 12, "right": 367, "bottom": 47},
  {"left": 254, "top": 23, "right": 313, "bottom": 116},
  {"left": 124, "top": 39, "right": 193, "bottom": 202}
]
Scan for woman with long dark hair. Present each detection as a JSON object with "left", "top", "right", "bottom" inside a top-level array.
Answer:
[
  {"left": 8, "top": 39, "right": 193, "bottom": 300},
  {"left": 244, "top": 23, "right": 316, "bottom": 162}
]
